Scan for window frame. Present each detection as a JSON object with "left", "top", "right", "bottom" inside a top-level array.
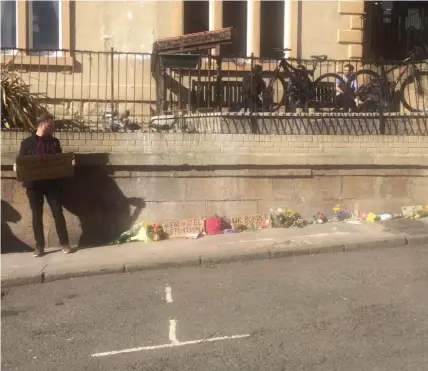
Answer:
[
  {"left": 1, "top": 0, "right": 73, "bottom": 66},
  {"left": 0, "top": 0, "right": 19, "bottom": 54}
]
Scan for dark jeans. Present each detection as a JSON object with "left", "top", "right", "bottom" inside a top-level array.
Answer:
[
  {"left": 26, "top": 183, "right": 69, "bottom": 250},
  {"left": 243, "top": 94, "right": 263, "bottom": 112},
  {"left": 335, "top": 93, "right": 357, "bottom": 112}
]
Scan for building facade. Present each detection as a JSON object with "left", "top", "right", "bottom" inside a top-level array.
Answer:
[
  {"left": 0, "top": 0, "right": 367, "bottom": 58},
  {"left": 1, "top": 1, "right": 427, "bottom": 125}
]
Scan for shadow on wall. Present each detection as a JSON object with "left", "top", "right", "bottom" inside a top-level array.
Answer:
[
  {"left": 61, "top": 154, "right": 145, "bottom": 248},
  {"left": 1, "top": 200, "right": 33, "bottom": 254}
]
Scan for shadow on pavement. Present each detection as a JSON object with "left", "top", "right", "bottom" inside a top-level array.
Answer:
[{"left": 1, "top": 200, "right": 33, "bottom": 254}]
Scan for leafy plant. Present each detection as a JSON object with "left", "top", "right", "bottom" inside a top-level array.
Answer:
[{"left": 1, "top": 59, "right": 48, "bottom": 130}]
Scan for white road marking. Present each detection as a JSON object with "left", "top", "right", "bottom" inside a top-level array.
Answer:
[
  {"left": 227, "top": 238, "right": 274, "bottom": 244},
  {"left": 91, "top": 334, "right": 251, "bottom": 357},
  {"left": 165, "top": 285, "right": 173, "bottom": 303},
  {"left": 169, "top": 319, "right": 179, "bottom": 344},
  {"left": 306, "top": 232, "right": 351, "bottom": 238}
]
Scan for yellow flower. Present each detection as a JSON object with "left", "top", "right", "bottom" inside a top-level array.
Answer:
[
  {"left": 333, "top": 204, "right": 341, "bottom": 212},
  {"left": 366, "top": 212, "right": 377, "bottom": 222}
]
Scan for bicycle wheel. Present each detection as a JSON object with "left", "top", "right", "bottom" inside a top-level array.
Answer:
[
  {"left": 354, "top": 69, "right": 383, "bottom": 112},
  {"left": 400, "top": 71, "right": 428, "bottom": 113},
  {"left": 266, "top": 76, "right": 286, "bottom": 112},
  {"left": 313, "top": 73, "right": 346, "bottom": 112}
]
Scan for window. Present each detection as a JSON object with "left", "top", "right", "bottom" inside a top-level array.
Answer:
[
  {"left": 222, "top": 1, "right": 247, "bottom": 57},
  {"left": 28, "top": 0, "right": 60, "bottom": 52},
  {"left": 363, "top": 1, "right": 428, "bottom": 61},
  {"left": 1, "top": 0, "right": 17, "bottom": 50},
  {"left": 260, "top": 1, "right": 285, "bottom": 58},
  {"left": 0, "top": 0, "right": 70, "bottom": 59},
  {"left": 184, "top": 1, "right": 209, "bottom": 35}
]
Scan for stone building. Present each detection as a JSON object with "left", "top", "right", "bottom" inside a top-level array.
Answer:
[{"left": 1, "top": 1, "right": 427, "bottom": 123}]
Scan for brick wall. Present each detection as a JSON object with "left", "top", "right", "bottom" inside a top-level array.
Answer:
[
  {"left": 2, "top": 132, "right": 427, "bottom": 160},
  {"left": 1, "top": 132, "right": 427, "bottom": 251}
]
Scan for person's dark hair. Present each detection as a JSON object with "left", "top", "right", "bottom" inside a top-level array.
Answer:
[
  {"left": 344, "top": 63, "right": 354, "bottom": 71},
  {"left": 37, "top": 112, "right": 54, "bottom": 125}
]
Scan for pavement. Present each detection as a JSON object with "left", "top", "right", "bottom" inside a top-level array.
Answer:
[
  {"left": 2, "top": 219, "right": 428, "bottom": 288},
  {"left": 2, "top": 246, "right": 428, "bottom": 371}
]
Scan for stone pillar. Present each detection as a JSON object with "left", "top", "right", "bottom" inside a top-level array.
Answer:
[
  {"left": 246, "top": 0, "right": 261, "bottom": 57},
  {"left": 337, "top": 0, "right": 364, "bottom": 59},
  {"left": 209, "top": 0, "right": 223, "bottom": 30},
  {"left": 170, "top": 1, "right": 184, "bottom": 37},
  {"left": 283, "top": 0, "right": 292, "bottom": 58},
  {"left": 17, "top": 0, "right": 27, "bottom": 49},
  {"left": 209, "top": 0, "right": 223, "bottom": 55}
]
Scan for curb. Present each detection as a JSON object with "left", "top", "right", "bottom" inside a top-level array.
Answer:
[{"left": 2, "top": 235, "right": 427, "bottom": 289}]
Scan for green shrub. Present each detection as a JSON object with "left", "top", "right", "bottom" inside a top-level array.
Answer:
[{"left": 1, "top": 59, "right": 48, "bottom": 130}]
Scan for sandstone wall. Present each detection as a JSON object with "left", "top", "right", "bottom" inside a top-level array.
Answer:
[{"left": 2, "top": 132, "right": 427, "bottom": 251}]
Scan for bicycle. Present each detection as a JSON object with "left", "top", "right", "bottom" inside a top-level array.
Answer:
[
  {"left": 264, "top": 48, "right": 346, "bottom": 112},
  {"left": 354, "top": 47, "right": 428, "bottom": 113}
]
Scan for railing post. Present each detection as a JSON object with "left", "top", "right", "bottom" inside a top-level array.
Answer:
[
  {"left": 110, "top": 47, "right": 115, "bottom": 118},
  {"left": 379, "top": 104, "right": 386, "bottom": 135},
  {"left": 249, "top": 53, "right": 258, "bottom": 134},
  {"left": 207, "top": 50, "right": 212, "bottom": 110},
  {"left": 250, "top": 53, "right": 254, "bottom": 114},
  {"left": 379, "top": 71, "right": 386, "bottom": 135},
  {"left": 215, "top": 55, "right": 222, "bottom": 111}
]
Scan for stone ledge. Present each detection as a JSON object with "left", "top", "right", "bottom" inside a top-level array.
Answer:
[
  {"left": 1, "top": 152, "right": 427, "bottom": 168},
  {"left": 313, "top": 169, "right": 428, "bottom": 177},
  {"left": 4, "top": 166, "right": 428, "bottom": 179}
]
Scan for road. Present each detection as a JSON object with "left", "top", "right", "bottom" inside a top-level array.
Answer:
[{"left": 2, "top": 246, "right": 428, "bottom": 371}]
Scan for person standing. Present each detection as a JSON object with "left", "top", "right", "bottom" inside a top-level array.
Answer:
[
  {"left": 14, "top": 113, "right": 76, "bottom": 257},
  {"left": 242, "top": 64, "right": 266, "bottom": 112}
]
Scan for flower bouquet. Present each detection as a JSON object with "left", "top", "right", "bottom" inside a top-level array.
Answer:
[
  {"left": 111, "top": 221, "right": 167, "bottom": 244},
  {"left": 332, "top": 205, "right": 353, "bottom": 221},
  {"left": 147, "top": 223, "right": 167, "bottom": 241},
  {"left": 270, "top": 208, "right": 308, "bottom": 228},
  {"left": 313, "top": 212, "right": 328, "bottom": 224}
]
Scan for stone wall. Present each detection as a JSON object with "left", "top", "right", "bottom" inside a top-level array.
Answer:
[{"left": 1, "top": 131, "right": 427, "bottom": 251}]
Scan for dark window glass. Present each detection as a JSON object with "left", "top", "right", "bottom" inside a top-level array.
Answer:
[
  {"left": 260, "top": 1, "right": 285, "bottom": 58},
  {"left": 184, "top": 1, "right": 209, "bottom": 34},
  {"left": 1, "top": 0, "right": 17, "bottom": 49},
  {"left": 222, "top": 1, "right": 247, "bottom": 57},
  {"left": 28, "top": 0, "right": 59, "bottom": 51}
]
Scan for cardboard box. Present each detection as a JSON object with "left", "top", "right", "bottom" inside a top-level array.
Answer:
[{"left": 16, "top": 153, "right": 74, "bottom": 182}]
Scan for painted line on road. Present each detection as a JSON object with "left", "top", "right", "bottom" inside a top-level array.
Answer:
[
  {"left": 306, "top": 232, "right": 351, "bottom": 238},
  {"left": 91, "top": 334, "right": 251, "bottom": 357},
  {"left": 227, "top": 238, "right": 274, "bottom": 244},
  {"left": 165, "top": 285, "right": 173, "bottom": 303},
  {"left": 169, "top": 319, "right": 179, "bottom": 344}
]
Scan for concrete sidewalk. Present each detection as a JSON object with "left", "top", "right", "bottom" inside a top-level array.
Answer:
[{"left": 2, "top": 221, "right": 428, "bottom": 288}]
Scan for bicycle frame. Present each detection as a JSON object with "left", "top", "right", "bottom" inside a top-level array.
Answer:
[
  {"left": 375, "top": 61, "right": 422, "bottom": 100},
  {"left": 276, "top": 59, "right": 316, "bottom": 83}
]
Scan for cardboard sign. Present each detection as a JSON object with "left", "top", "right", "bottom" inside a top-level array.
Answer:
[
  {"left": 225, "top": 213, "right": 270, "bottom": 228},
  {"left": 16, "top": 153, "right": 74, "bottom": 182},
  {"left": 162, "top": 217, "right": 205, "bottom": 236}
]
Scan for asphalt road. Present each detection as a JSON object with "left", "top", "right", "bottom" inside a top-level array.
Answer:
[{"left": 2, "top": 246, "right": 428, "bottom": 371}]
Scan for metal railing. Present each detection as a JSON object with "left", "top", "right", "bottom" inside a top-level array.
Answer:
[{"left": 1, "top": 48, "right": 427, "bottom": 135}]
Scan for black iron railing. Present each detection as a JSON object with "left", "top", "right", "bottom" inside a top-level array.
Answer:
[{"left": 1, "top": 48, "right": 427, "bottom": 135}]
